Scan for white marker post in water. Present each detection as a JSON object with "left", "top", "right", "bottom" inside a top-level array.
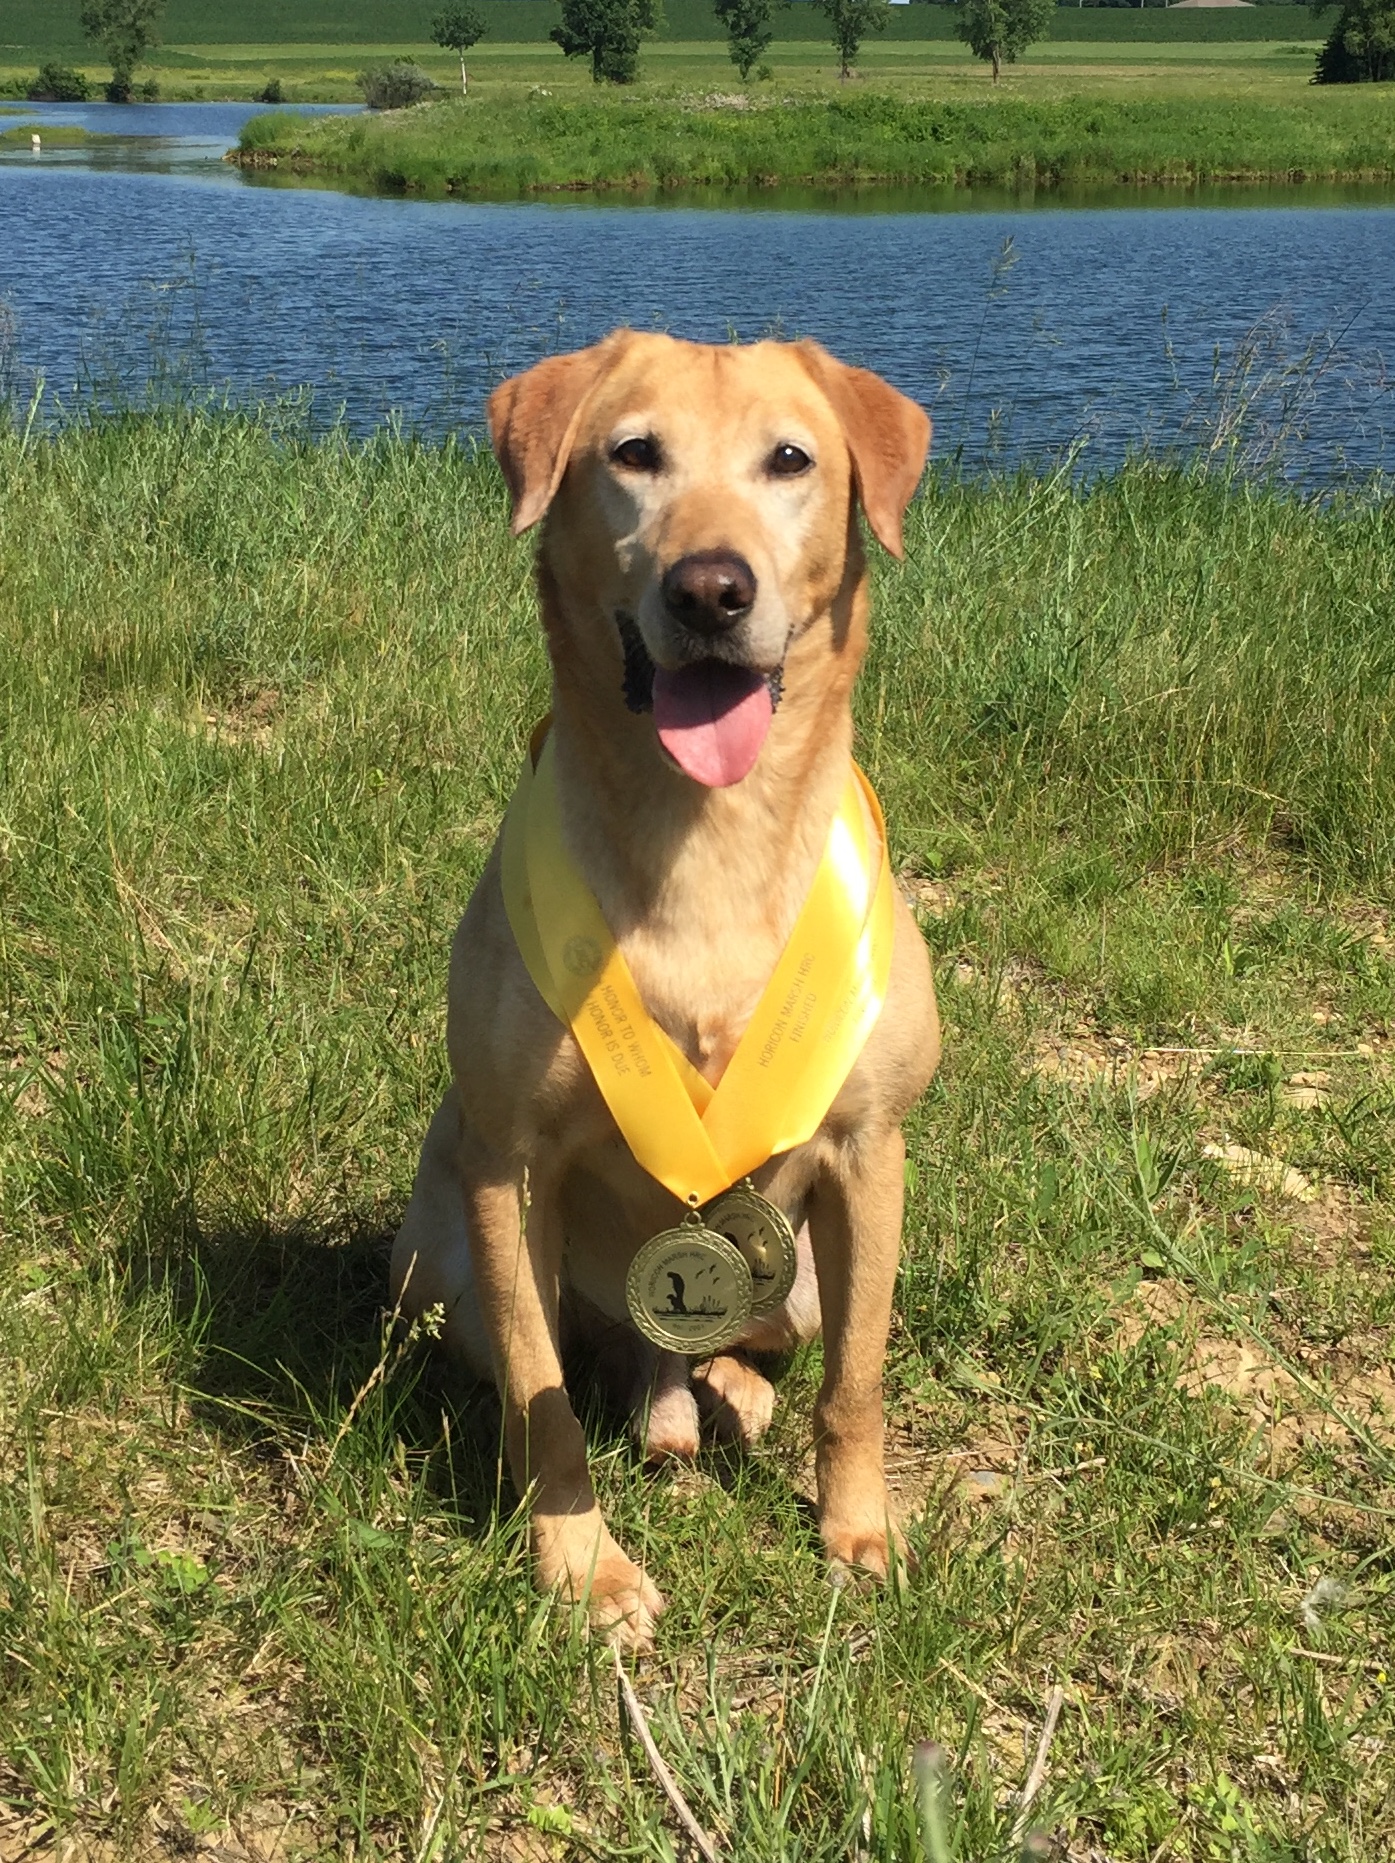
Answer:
[{"left": 32, "top": 133, "right": 41, "bottom": 154}]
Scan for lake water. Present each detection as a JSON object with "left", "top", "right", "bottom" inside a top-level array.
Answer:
[{"left": 2, "top": 101, "right": 1393, "bottom": 477}]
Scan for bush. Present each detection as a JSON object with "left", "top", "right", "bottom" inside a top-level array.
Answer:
[
  {"left": 139, "top": 75, "right": 159, "bottom": 99},
  {"left": 257, "top": 77, "right": 284, "bottom": 103},
  {"left": 358, "top": 62, "right": 437, "bottom": 109},
  {"left": 27, "top": 61, "right": 91, "bottom": 101}
]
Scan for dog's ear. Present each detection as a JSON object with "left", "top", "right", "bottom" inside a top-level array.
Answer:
[
  {"left": 487, "top": 335, "right": 627, "bottom": 535},
  {"left": 794, "top": 342, "right": 931, "bottom": 559}
]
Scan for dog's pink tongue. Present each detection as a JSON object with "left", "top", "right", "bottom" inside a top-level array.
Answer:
[{"left": 652, "top": 662, "right": 773, "bottom": 788}]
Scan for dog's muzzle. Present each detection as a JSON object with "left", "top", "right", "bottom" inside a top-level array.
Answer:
[{"left": 617, "top": 614, "right": 784, "bottom": 717}]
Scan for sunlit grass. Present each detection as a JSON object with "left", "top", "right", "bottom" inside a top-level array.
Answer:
[{"left": 1, "top": 410, "right": 1392, "bottom": 1859}]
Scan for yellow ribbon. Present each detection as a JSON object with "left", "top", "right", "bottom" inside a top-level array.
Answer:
[{"left": 502, "top": 730, "right": 895, "bottom": 1205}]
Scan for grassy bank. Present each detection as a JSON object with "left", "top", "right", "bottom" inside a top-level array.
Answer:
[
  {"left": 2, "top": 408, "right": 1393, "bottom": 1859},
  {"left": 234, "top": 85, "right": 1395, "bottom": 193}
]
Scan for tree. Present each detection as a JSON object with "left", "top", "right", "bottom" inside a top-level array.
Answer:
[
  {"left": 79, "top": 0, "right": 164, "bottom": 102},
  {"left": 955, "top": 0, "right": 1054, "bottom": 83},
  {"left": 714, "top": 0, "right": 776, "bottom": 80},
  {"left": 431, "top": 3, "right": 488, "bottom": 96},
  {"left": 1313, "top": 0, "right": 1395, "bottom": 81},
  {"left": 810, "top": 0, "right": 890, "bottom": 81},
  {"left": 551, "top": 0, "right": 660, "bottom": 84}
]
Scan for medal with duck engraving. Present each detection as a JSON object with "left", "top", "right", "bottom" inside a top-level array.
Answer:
[
  {"left": 703, "top": 1182, "right": 798, "bottom": 1319},
  {"left": 626, "top": 1220, "right": 753, "bottom": 1356}
]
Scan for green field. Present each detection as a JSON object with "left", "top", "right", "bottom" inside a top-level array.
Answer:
[
  {"left": 2, "top": 405, "right": 1393, "bottom": 1860},
  {"left": 0, "top": 0, "right": 1350, "bottom": 112},
  {"left": 0, "top": 0, "right": 1335, "bottom": 54},
  {"left": 3, "top": 39, "right": 1343, "bottom": 108},
  {"left": 0, "top": 0, "right": 1348, "bottom": 104}
]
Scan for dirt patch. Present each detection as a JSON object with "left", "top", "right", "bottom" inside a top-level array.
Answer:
[
  {"left": 197, "top": 688, "right": 283, "bottom": 748},
  {"left": 1032, "top": 1030, "right": 1200, "bottom": 1101},
  {"left": 1282, "top": 1069, "right": 1332, "bottom": 1110},
  {"left": 1200, "top": 1142, "right": 1317, "bottom": 1203},
  {"left": 902, "top": 875, "right": 958, "bottom": 919},
  {"left": 1114, "top": 1277, "right": 1395, "bottom": 1457},
  {"left": 2, "top": 1044, "right": 64, "bottom": 1119}
]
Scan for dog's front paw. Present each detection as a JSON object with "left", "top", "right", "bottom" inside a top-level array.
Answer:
[
  {"left": 692, "top": 1353, "right": 776, "bottom": 1448},
  {"left": 820, "top": 1509, "right": 911, "bottom": 1584},
  {"left": 585, "top": 1549, "right": 666, "bottom": 1650},
  {"left": 538, "top": 1516, "right": 666, "bottom": 1651}
]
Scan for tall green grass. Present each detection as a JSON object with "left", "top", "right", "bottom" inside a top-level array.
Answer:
[
  {"left": 2, "top": 410, "right": 1393, "bottom": 1859},
  {"left": 236, "top": 87, "right": 1395, "bottom": 191}
]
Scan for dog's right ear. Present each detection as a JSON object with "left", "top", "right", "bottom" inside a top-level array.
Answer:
[{"left": 487, "top": 335, "right": 627, "bottom": 536}]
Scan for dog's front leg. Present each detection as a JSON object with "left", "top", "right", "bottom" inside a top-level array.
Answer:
[
  {"left": 806, "top": 1125, "right": 908, "bottom": 1580},
  {"left": 463, "top": 1146, "right": 665, "bottom": 1648}
]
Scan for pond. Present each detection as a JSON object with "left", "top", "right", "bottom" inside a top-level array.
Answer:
[{"left": 2, "top": 102, "right": 1392, "bottom": 477}]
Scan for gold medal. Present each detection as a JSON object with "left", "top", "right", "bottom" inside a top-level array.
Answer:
[
  {"left": 703, "top": 1182, "right": 798, "bottom": 1318},
  {"left": 626, "top": 1220, "right": 753, "bottom": 1356}
]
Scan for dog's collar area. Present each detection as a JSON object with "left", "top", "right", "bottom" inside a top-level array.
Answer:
[{"left": 615, "top": 613, "right": 784, "bottom": 717}]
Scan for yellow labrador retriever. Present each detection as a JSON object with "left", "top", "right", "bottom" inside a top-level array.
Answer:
[{"left": 392, "top": 330, "right": 939, "bottom": 1647}]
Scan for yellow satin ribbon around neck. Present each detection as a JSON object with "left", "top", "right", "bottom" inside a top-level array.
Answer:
[{"left": 501, "top": 729, "right": 896, "bottom": 1206}]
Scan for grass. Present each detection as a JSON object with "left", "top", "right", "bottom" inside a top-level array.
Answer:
[
  {"left": 0, "top": 122, "right": 115, "bottom": 146},
  {"left": 231, "top": 77, "right": 1395, "bottom": 194},
  {"left": 2, "top": 402, "right": 1393, "bottom": 1859}
]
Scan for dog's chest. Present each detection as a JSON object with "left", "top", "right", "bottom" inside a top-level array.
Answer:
[{"left": 623, "top": 924, "right": 780, "bottom": 1082}]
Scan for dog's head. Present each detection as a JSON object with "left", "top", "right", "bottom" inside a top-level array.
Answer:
[{"left": 488, "top": 331, "right": 929, "bottom": 788}]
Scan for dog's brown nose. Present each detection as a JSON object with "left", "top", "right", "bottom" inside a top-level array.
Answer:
[{"left": 661, "top": 551, "right": 757, "bottom": 635}]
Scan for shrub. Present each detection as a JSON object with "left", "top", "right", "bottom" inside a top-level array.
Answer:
[
  {"left": 257, "top": 77, "right": 285, "bottom": 103},
  {"left": 28, "top": 61, "right": 91, "bottom": 101},
  {"left": 358, "top": 61, "right": 438, "bottom": 109}
]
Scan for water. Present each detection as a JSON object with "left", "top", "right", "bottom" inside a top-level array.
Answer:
[{"left": 2, "top": 103, "right": 1392, "bottom": 476}]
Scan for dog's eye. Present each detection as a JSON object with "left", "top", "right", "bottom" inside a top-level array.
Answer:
[
  {"left": 611, "top": 436, "right": 661, "bottom": 473},
  {"left": 769, "top": 443, "right": 812, "bottom": 478}
]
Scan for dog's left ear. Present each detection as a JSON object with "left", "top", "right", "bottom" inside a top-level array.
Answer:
[
  {"left": 795, "top": 342, "right": 931, "bottom": 560},
  {"left": 488, "top": 333, "right": 630, "bottom": 535}
]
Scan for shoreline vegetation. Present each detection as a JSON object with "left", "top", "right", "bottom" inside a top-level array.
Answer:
[
  {"left": 3, "top": 405, "right": 1393, "bottom": 1856},
  {"left": 0, "top": 121, "right": 118, "bottom": 145},
  {"left": 231, "top": 88, "right": 1395, "bottom": 193}
]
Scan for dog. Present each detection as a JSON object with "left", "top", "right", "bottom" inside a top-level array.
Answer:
[{"left": 391, "top": 330, "right": 939, "bottom": 1648}]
